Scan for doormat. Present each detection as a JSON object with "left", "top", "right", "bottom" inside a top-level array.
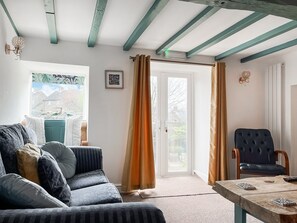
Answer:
[{"left": 139, "top": 191, "right": 217, "bottom": 199}]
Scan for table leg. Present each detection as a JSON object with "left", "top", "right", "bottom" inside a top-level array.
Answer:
[{"left": 235, "top": 204, "right": 246, "bottom": 223}]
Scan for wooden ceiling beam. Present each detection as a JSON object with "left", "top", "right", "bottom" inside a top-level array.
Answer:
[
  {"left": 215, "top": 20, "right": 297, "bottom": 61},
  {"left": 44, "top": 0, "right": 58, "bottom": 44},
  {"left": 241, "top": 38, "right": 297, "bottom": 63},
  {"left": 179, "top": 0, "right": 297, "bottom": 21},
  {"left": 0, "top": 0, "right": 20, "bottom": 36},
  {"left": 88, "top": 0, "right": 108, "bottom": 47},
  {"left": 186, "top": 12, "right": 267, "bottom": 58},
  {"left": 155, "top": 6, "right": 220, "bottom": 55},
  {"left": 123, "top": 0, "right": 169, "bottom": 51}
]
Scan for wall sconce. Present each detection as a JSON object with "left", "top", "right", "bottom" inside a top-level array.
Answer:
[
  {"left": 5, "top": 36, "right": 25, "bottom": 60},
  {"left": 239, "top": 71, "right": 251, "bottom": 84}
]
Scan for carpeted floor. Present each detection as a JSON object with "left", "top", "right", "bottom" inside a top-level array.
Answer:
[{"left": 122, "top": 175, "right": 263, "bottom": 223}]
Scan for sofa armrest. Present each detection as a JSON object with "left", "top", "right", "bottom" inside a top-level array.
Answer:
[
  {"left": 0, "top": 203, "right": 166, "bottom": 223},
  {"left": 69, "top": 146, "right": 103, "bottom": 174}
]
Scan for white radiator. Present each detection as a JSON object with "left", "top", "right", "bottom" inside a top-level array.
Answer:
[{"left": 265, "top": 63, "right": 284, "bottom": 149}]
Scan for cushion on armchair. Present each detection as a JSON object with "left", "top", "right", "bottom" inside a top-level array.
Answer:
[
  {"left": 44, "top": 120, "right": 65, "bottom": 143},
  {"left": 23, "top": 116, "right": 86, "bottom": 146},
  {"left": 23, "top": 126, "right": 38, "bottom": 144},
  {"left": 64, "top": 116, "right": 82, "bottom": 146},
  {"left": 25, "top": 115, "right": 46, "bottom": 145}
]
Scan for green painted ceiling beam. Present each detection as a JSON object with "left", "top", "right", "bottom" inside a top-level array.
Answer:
[
  {"left": 44, "top": 0, "right": 58, "bottom": 44},
  {"left": 0, "top": 0, "right": 20, "bottom": 36},
  {"left": 155, "top": 6, "right": 219, "bottom": 55},
  {"left": 215, "top": 20, "right": 297, "bottom": 61},
  {"left": 241, "top": 38, "right": 297, "bottom": 63},
  {"left": 88, "top": 0, "right": 108, "bottom": 47},
  {"left": 123, "top": 0, "right": 169, "bottom": 51},
  {"left": 186, "top": 12, "right": 267, "bottom": 58},
  {"left": 178, "top": 0, "right": 297, "bottom": 21}
]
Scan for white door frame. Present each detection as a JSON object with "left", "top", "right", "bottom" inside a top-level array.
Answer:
[{"left": 152, "top": 72, "right": 193, "bottom": 177}]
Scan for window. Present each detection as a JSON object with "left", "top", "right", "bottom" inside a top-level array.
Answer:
[{"left": 31, "top": 73, "right": 86, "bottom": 119}]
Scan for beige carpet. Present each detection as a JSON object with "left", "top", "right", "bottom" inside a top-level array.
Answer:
[
  {"left": 139, "top": 175, "right": 216, "bottom": 198},
  {"left": 122, "top": 175, "right": 263, "bottom": 223}
]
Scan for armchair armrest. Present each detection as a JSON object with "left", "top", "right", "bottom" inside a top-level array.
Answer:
[
  {"left": 232, "top": 148, "right": 241, "bottom": 179},
  {"left": 274, "top": 150, "right": 290, "bottom": 175},
  {"left": 69, "top": 146, "right": 103, "bottom": 174},
  {"left": 0, "top": 202, "right": 166, "bottom": 223},
  {"left": 81, "top": 140, "right": 88, "bottom": 146}
]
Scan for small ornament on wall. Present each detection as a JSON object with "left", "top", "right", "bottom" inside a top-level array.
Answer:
[
  {"left": 239, "top": 71, "right": 251, "bottom": 85},
  {"left": 105, "top": 70, "right": 124, "bottom": 89}
]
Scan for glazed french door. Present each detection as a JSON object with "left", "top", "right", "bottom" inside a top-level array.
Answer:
[{"left": 151, "top": 73, "right": 192, "bottom": 176}]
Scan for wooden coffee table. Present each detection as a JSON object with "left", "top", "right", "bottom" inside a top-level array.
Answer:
[{"left": 213, "top": 176, "right": 297, "bottom": 223}]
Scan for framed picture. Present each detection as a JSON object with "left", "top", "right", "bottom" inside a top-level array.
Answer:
[{"left": 105, "top": 70, "right": 124, "bottom": 89}]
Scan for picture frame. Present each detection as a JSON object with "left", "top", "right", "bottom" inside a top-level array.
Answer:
[{"left": 105, "top": 70, "right": 124, "bottom": 89}]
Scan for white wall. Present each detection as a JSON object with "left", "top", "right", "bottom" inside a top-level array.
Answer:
[
  {"left": 255, "top": 48, "right": 297, "bottom": 175},
  {"left": 5, "top": 4, "right": 293, "bottom": 181},
  {"left": 0, "top": 8, "right": 31, "bottom": 124},
  {"left": 20, "top": 38, "right": 135, "bottom": 184},
  {"left": 193, "top": 66, "right": 211, "bottom": 182},
  {"left": 225, "top": 47, "right": 297, "bottom": 178},
  {"left": 11, "top": 36, "right": 213, "bottom": 184},
  {"left": 224, "top": 56, "right": 267, "bottom": 179}
]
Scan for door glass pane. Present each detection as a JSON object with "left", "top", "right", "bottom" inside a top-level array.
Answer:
[
  {"left": 167, "top": 77, "right": 188, "bottom": 172},
  {"left": 151, "top": 76, "right": 159, "bottom": 174}
]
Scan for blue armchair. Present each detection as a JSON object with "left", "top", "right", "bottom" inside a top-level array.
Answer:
[{"left": 232, "top": 128, "right": 289, "bottom": 179}]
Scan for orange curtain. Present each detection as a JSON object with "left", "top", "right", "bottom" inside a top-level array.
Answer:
[
  {"left": 121, "top": 54, "right": 155, "bottom": 192},
  {"left": 208, "top": 62, "right": 228, "bottom": 185}
]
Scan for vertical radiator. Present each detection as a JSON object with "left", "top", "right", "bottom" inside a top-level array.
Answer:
[{"left": 265, "top": 63, "right": 284, "bottom": 149}]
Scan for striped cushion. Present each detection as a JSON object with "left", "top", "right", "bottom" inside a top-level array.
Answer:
[
  {"left": 70, "top": 183, "right": 122, "bottom": 206},
  {"left": 67, "top": 170, "right": 108, "bottom": 190}
]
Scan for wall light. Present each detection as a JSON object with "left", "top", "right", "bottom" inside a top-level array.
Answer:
[
  {"left": 239, "top": 71, "right": 251, "bottom": 84},
  {"left": 5, "top": 36, "right": 25, "bottom": 60}
]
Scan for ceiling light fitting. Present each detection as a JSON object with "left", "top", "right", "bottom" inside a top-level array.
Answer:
[
  {"left": 5, "top": 36, "right": 25, "bottom": 60},
  {"left": 239, "top": 71, "right": 251, "bottom": 84}
]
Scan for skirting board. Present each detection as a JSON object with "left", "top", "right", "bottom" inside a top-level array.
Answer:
[
  {"left": 115, "top": 184, "right": 124, "bottom": 193},
  {"left": 194, "top": 170, "right": 208, "bottom": 183}
]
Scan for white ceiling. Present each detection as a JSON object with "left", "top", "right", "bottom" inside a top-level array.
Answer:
[{"left": 2, "top": 0, "right": 297, "bottom": 61}]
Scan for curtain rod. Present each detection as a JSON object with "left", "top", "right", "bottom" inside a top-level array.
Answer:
[{"left": 129, "top": 56, "right": 215, "bottom": 67}]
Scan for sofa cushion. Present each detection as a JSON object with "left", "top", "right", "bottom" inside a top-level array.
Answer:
[
  {"left": 70, "top": 183, "right": 122, "bottom": 206},
  {"left": 0, "top": 124, "right": 30, "bottom": 174},
  {"left": 0, "top": 153, "right": 6, "bottom": 177},
  {"left": 64, "top": 116, "right": 82, "bottom": 146},
  {"left": 0, "top": 173, "right": 68, "bottom": 208},
  {"left": 38, "top": 151, "right": 71, "bottom": 204},
  {"left": 44, "top": 120, "right": 65, "bottom": 143},
  {"left": 67, "top": 170, "right": 109, "bottom": 190},
  {"left": 16, "top": 143, "right": 41, "bottom": 184},
  {"left": 42, "top": 141, "right": 76, "bottom": 179},
  {"left": 25, "top": 115, "right": 46, "bottom": 145},
  {"left": 23, "top": 126, "right": 38, "bottom": 145}
]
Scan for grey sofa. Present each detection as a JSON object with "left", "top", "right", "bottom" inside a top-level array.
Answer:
[{"left": 0, "top": 123, "right": 166, "bottom": 223}]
